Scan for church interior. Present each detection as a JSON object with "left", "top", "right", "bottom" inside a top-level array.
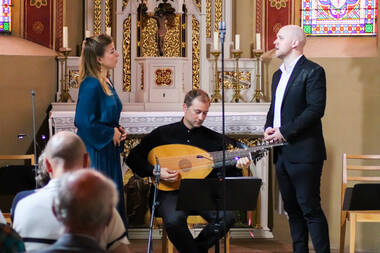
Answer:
[{"left": 1, "top": 0, "right": 380, "bottom": 252}]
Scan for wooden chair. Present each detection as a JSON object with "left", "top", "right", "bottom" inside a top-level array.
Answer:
[
  {"left": 0, "top": 155, "right": 35, "bottom": 165},
  {"left": 340, "top": 153, "right": 380, "bottom": 253},
  {"left": 3, "top": 212, "right": 12, "bottom": 225},
  {"left": 154, "top": 216, "right": 230, "bottom": 253}
]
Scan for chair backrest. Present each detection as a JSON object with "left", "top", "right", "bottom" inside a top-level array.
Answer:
[
  {"left": 342, "top": 153, "right": 380, "bottom": 210},
  {"left": 0, "top": 155, "right": 35, "bottom": 165}
]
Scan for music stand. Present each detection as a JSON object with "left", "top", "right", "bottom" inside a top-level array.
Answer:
[
  {"left": 176, "top": 177, "right": 262, "bottom": 252},
  {"left": 177, "top": 177, "right": 262, "bottom": 211}
]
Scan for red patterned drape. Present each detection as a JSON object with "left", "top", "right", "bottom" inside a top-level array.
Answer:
[
  {"left": 265, "top": 0, "right": 293, "bottom": 50},
  {"left": 24, "top": 0, "right": 62, "bottom": 49},
  {"left": 55, "top": 0, "right": 63, "bottom": 50}
]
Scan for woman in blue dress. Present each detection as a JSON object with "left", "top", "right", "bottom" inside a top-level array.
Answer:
[{"left": 74, "top": 34, "right": 127, "bottom": 225}]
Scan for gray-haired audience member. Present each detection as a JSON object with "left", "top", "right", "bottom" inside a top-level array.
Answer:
[
  {"left": 35, "top": 151, "right": 50, "bottom": 187},
  {"left": 12, "top": 131, "right": 130, "bottom": 253},
  {"left": 33, "top": 169, "right": 118, "bottom": 253}
]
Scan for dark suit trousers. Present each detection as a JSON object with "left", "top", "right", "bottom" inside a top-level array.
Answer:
[
  {"left": 157, "top": 190, "right": 235, "bottom": 253},
  {"left": 276, "top": 155, "right": 330, "bottom": 253}
]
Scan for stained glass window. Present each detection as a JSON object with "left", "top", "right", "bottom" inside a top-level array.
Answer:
[
  {"left": 0, "top": 0, "right": 12, "bottom": 33},
  {"left": 302, "top": 0, "right": 378, "bottom": 36}
]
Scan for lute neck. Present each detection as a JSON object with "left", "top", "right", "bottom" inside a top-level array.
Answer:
[{"left": 210, "top": 142, "right": 286, "bottom": 169}]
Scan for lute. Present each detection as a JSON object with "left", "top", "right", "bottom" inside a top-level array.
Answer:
[{"left": 147, "top": 142, "right": 286, "bottom": 191}]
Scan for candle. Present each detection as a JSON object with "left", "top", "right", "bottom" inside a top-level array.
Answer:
[
  {"left": 213, "top": 31, "right": 219, "bottom": 50},
  {"left": 63, "top": 26, "right": 68, "bottom": 48},
  {"left": 256, "top": 33, "right": 261, "bottom": 50},
  {"left": 235, "top": 34, "right": 240, "bottom": 50},
  {"left": 85, "top": 30, "right": 91, "bottom": 38},
  {"left": 106, "top": 27, "right": 112, "bottom": 36}
]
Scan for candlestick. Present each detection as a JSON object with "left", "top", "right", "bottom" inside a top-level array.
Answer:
[
  {"left": 57, "top": 48, "right": 74, "bottom": 103},
  {"left": 256, "top": 33, "right": 261, "bottom": 50},
  {"left": 235, "top": 34, "right": 240, "bottom": 50},
  {"left": 231, "top": 49, "right": 245, "bottom": 103},
  {"left": 210, "top": 50, "right": 222, "bottom": 102},
  {"left": 63, "top": 26, "right": 68, "bottom": 48},
  {"left": 213, "top": 32, "right": 219, "bottom": 51},
  {"left": 250, "top": 49, "right": 265, "bottom": 102}
]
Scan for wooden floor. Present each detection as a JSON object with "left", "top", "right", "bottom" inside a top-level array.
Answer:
[{"left": 129, "top": 238, "right": 304, "bottom": 253}]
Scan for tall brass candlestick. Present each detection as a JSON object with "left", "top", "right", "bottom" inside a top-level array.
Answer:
[
  {"left": 210, "top": 50, "right": 222, "bottom": 103},
  {"left": 231, "top": 50, "right": 245, "bottom": 103},
  {"left": 57, "top": 48, "right": 74, "bottom": 103},
  {"left": 251, "top": 49, "right": 265, "bottom": 103}
]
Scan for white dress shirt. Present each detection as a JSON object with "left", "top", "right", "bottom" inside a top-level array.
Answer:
[{"left": 273, "top": 55, "right": 303, "bottom": 128}]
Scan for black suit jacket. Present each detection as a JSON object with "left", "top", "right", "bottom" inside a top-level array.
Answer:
[{"left": 265, "top": 55, "right": 327, "bottom": 163}]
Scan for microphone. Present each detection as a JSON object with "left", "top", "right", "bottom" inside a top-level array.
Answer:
[{"left": 153, "top": 156, "right": 161, "bottom": 185}]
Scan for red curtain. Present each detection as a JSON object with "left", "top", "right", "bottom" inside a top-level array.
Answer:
[
  {"left": 24, "top": 0, "right": 56, "bottom": 49},
  {"left": 265, "top": 0, "right": 293, "bottom": 50}
]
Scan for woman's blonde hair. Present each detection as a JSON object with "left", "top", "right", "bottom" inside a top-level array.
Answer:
[{"left": 79, "top": 34, "right": 113, "bottom": 95}]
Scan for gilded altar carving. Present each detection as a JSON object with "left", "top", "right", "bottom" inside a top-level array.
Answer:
[
  {"left": 214, "top": 0, "right": 222, "bottom": 33},
  {"left": 94, "top": 0, "right": 101, "bottom": 35},
  {"left": 30, "top": 0, "right": 47, "bottom": 8},
  {"left": 206, "top": 0, "right": 211, "bottom": 37},
  {"left": 69, "top": 70, "right": 80, "bottom": 88},
  {"left": 141, "top": 17, "right": 159, "bottom": 57},
  {"left": 221, "top": 71, "right": 251, "bottom": 89},
  {"left": 123, "top": 137, "right": 142, "bottom": 158},
  {"left": 192, "top": 17, "right": 200, "bottom": 89},
  {"left": 122, "top": 0, "right": 129, "bottom": 11},
  {"left": 138, "top": 2, "right": 183, "bottom": 57},
  {"left": 236, "top": 136, "right": 262, "bottom": 147},
  {"left": 105, "top": 0, "right": 113, "bottom": 28},
  {"left": 193, "top": 0, "right": 201, "bottom": 11},
  {"left": 123, "top": 16, "right": 131, "bottom": 92},
  {"left": 154, "top": 69, "right": 173, "bottom": 87},
  {"left": 164, "top": 15, "right": 181, "bottom": 57},
  {"left": 140, "top": 64, "right": 144, "bottom": 90}
]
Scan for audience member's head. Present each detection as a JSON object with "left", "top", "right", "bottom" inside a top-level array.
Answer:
[
  {"left": 44, "top": 131, "right": 89, "bottom": 178},
  {"left": 35, "top": 150, "right": 50, "bottom": 188},
  {"left": 53, "top": 169, "right": 118, "bottom": 239}
]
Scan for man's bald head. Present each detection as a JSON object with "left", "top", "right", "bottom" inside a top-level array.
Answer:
[
  {"left": 274, "top": 25, "right": 306, "bottom": 61},
  {"left": 279, "top": 25, "right": 306, "bottom": 48},
  {"left": 53, "top": 169, "right": 117, "bottom": 233},
  {"left": 45, "top": 131, "right": 88, "bottom": 174}
]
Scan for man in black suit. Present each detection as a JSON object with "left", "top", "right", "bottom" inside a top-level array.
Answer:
[{"left": 264, "top": 25, "right": 330, "bottom": 253}]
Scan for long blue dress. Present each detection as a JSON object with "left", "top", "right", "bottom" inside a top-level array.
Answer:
[{"left": 74, "top": 76, "right": 126, "bottom": 226}]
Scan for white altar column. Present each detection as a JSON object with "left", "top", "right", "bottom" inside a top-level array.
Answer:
[
  {"left": 223, "top": 0, "right": 233, "bottom": 59},
  {"left": 199, "top": 0, "right": 209, "bottom": 91},
  {"left": 84, "top": 0, "right": 94, "bottom": 35}
]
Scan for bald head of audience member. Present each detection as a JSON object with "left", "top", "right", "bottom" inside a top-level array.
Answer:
[
  {"left": 44, "top": 131, "right": 89, "bottom": 178},
  {"left": 53, "top": 169, "right": 118, "bottom": 239},
  {"left": 274, "top": 25, "right": 306, "bottom": 62}
]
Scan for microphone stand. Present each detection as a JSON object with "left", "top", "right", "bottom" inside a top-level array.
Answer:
[
  {"left": 31, "top": 90, "right": 38, "bottom": 188},
  {"left": 217, "top": 20, "right": 227, "bottom": 253},
  {"left": 147, "top": 156, "right": 161, "bottom": 253}
]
